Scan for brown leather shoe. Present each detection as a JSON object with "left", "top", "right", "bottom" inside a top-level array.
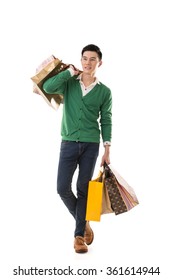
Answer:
[
  {"left": 84, "top": 221, "right": 94, "bottom": 245},
  {"left": 74, "top": 236, "right": 88, "bottom": 253}
]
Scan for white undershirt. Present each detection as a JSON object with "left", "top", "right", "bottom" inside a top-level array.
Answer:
[
  {"left": 68, "top": 68, "right": 99, "bottom": 96},
  {"left": 77, "top": 74, "right": 99, "bottom": 96}
]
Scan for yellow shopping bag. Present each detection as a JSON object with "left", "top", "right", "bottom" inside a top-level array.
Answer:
[{"left": 85, "top": 176, "right": 103, "bottom": 222}]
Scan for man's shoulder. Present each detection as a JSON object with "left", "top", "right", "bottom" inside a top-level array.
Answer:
[{"left": 98, "top": 81, "right": 111, "bottom": 93}]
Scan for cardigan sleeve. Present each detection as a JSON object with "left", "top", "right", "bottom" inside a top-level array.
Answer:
[
  {"left": 43, "top": 70, "right": 71, "bottom": 94},
  {"left": 100, "top": 88, "right": 112, "bottom": 143}
]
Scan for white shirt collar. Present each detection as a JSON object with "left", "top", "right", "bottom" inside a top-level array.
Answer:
[{"left": 76, "top": 74, "right": 100, "bottom": 86}]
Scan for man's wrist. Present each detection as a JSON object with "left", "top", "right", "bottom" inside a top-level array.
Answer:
[
  {"left": 103, "top": 141, "right": 111, "bottom": 147},
  {"left": 68, "top": 66, "right": 75, "bottom": 76}
]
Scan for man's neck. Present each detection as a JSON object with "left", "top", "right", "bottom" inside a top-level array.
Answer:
[{"left": 81, "top": 73, "right": 96, "bottom": 87}]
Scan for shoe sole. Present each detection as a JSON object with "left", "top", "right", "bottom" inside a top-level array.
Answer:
[{"left": 75, "top": 248, "right": 88, "bottom": 253}]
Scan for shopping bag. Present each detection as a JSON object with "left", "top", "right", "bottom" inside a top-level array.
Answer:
[
  {"left": 31, "top": 55, "right": 69, "bottom": 110},
  {"left": 101, "top": 171, "right": 114, "bottom": 214},
  {"left": 85, "top": 173, "right": 103, "bottom": 222},
  {"left": 32, "top": 55, "right": 56, "bottom": 95},
  {"left": 104, "top": 163, "right": 139, "bottom": 215}
]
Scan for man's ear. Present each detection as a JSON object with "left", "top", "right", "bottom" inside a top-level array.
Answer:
[{"left": 98, "top": 60, "right": 102, "bottom": 67}]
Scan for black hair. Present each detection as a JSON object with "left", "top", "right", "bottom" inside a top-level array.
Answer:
[{"left": 81, "top": 44, "right": 102, "bottom": 60}]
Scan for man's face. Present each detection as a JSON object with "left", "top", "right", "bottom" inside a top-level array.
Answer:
[{"left": 81, "top": 51, "right": 102, "bottom": 75}]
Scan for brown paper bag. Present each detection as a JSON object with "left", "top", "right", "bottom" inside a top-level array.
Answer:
[
  {"left": 31, "top": 55, "right": 69, "bottom": 110},
  {"left": 101, "top": 181, "right": 114, "bottom": 214}
]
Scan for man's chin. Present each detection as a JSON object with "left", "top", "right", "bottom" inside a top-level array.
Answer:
[{"left": 83, "top": 70, "right": 93, "bottom": 75}]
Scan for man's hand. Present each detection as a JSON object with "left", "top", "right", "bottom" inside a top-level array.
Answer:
[
  {"left": 100, "top": 145, "right": 111, "bottom": 166},
  {"left": 69, "top": 64, "right": 80, "bottom": 75}
]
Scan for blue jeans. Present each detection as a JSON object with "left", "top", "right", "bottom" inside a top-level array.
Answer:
[{"left": 57, "top": 141, "right": 99, "bottom": 237}]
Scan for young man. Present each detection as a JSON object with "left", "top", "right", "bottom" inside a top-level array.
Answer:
[{"left": 43, "top": 44, "right": 112, "bottom": 253}]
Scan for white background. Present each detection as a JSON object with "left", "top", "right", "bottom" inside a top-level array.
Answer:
[{"left": 0, "top": 0, "right": 173, "bottom": 279}]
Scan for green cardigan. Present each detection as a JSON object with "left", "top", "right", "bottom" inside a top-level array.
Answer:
[{"left": 43, "top": 70, "right": 112, "bottom": 143}]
